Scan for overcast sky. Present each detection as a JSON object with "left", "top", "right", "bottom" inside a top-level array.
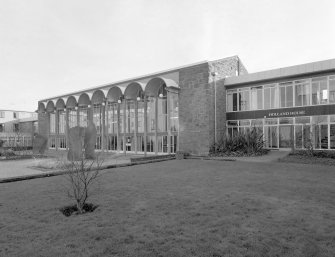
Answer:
[{"left": 1, "top": 0, "right": 335, "bottom": 112}]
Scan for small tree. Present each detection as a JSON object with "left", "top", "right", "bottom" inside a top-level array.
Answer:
[{"left": 63, "top": 154, "right": 103, "bottom": 214}]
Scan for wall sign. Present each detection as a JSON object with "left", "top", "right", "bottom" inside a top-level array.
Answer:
[
  {"left": 227, "top": 104, "right": 335, "bottom": 120},
  {"left": 268, "top": 110, "right": 306, "bottom": 117}
]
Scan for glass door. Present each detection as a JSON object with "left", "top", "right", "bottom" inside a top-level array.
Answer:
[
  {"left": 279, "top": 125, "right": 293, "bottom": 148},
  {"left": 264, "top": 126, "right": 278, "bottom": 148}
]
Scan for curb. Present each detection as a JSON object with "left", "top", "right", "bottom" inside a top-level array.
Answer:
[{"left": 0, "top": 157, "right": 176, "bottom": 184}]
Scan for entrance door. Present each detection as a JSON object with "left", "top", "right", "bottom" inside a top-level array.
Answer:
[
  {"left": 279, "top": 125, "right": 293, "bottom": 148},
  {"left": 265, "top": 126, "right": 278, "bottom": 148}
]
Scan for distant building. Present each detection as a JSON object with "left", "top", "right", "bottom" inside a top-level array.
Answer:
[{"left": 0, "top": 110, "right": 38, "bottom": 148}]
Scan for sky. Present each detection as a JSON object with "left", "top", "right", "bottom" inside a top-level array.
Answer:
[{"left": 1, "top": 0, "right": 335, "bottom": 112}]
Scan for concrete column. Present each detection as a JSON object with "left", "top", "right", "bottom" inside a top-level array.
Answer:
[
  {"left": 65, "top": 108, "right": 69, "bottom": 150},
  {"left": 144, "top": 96, "right": 147, "bottom": 156},
  {"left": 167, "top": 91, "right": 171, "bottom": 154},
  {"left": 155, "top": 96, "right": 158, "bottom": 155},
  {"left": 55, "top": 110, "right": 59, "bottom": 150},
  {"left": 101, "top": 103, "right": 106, "bottom": 151},
  {"left": 134, "top": 100, "right": 138, "bottom": 154},
  {"left": 76, "top": 107, "right": 80, "bottom": 127},
  {"left": 117, "top": 103, "right": 121, "bottom": 152},
  {"left": 123, "top": 101, "right": 126, "bottom": 154}
]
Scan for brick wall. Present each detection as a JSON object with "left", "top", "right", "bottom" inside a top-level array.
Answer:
[
  {"left": 178, "top": 62, "right": 211, "bottom": 155},
  {"left": 209, "top": 56, "right": 245, "bottom": 146},
  {"left": 178, "top": 56, "right": 246, "bottom": 155}
]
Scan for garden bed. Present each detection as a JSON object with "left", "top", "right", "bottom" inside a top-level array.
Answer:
[
  {"left": 209, "top": 149, "right": 270, "bottom": 157},
  {"left": 279, "top": 150, "right": 335, "bottom": 166}
]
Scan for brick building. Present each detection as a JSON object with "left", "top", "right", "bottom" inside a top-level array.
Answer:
[{"left": 37, "top": 56, "right": 335, "bottom": 154}]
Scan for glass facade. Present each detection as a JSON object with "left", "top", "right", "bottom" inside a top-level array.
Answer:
[
  {"left": 227, "top": 115, "right": 335, "bottom": 150},
  {"left": 227, "top": 74, "right": 335, "bottom": 112},
  {"left": 46, "top": 84, "right": 179, "bottom": 154}
]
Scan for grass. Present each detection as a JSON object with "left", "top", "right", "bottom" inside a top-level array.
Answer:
[{"left": 1, "top": 160, "right": 335, "bottom": 256}]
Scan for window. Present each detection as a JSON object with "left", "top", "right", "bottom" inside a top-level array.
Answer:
[
  {"left": 264, "top": 84, "right": 279, "bottom": 109},
  {"left": 50, "top": 113, "right": 56, "bottom": 134},
  {"left": 295, "top": 80, "right": 310, "bottom": 106},
  {"left": 329, "top": 76, "right": 335, "bottom": 104},
  {"left": 238, "top": 88, "right": 250, "bottom": 111},
  {"left": 13, "top": 112, "right": 18, "bottom": 119},
  {"left": 279, "top": 82, "right": 293, "bottom": 107},
  {"left": 250, "top": 86, "right": 263, "bottom": 110},
  {"left": 58, "top": 111, "right": 66, "bottom": 134},
  {"left": 227, "top": 89, "right": 238, "bottom": 111},
  {"left": 0, "top": 112, "right": 4, "bottom": 118},
  {"left": 312, "top": 77, "right": 328, "bottom": 105},
  {"left": 107, "top": 102, "right": 118, "bottom": 134},
  {"left": 0, "top": 123, "right": 4, "bottom": 132}
]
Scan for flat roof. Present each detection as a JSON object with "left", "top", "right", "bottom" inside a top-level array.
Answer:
[{"left": 225, "top": 58, "right": 335, "bottom": 86}]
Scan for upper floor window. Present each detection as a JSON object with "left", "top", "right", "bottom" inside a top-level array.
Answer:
[
  {"left": 13, "top": 112, "right": 19, "bottom": 119},
  {"left": 238, "top": 88, "right": 250, "bottom": 111},
  {"left": 264, "top": 84, "right": 279, "bottom": 109},
  {"left": 227, "top": 89, "right": 238, "bottom": 112},
  {"left": 0, "top": 112, "right": 4, "bottom": 118},
  {"left": 295, "top": 80, "right": 310, "bottom": 107},
  {"left": 312, "top": 77, "right": 328, "bottom": 105},
  {"left": 329, "top": 76, "right": 335, "bottom": 104},
  {"left": 250, "top": 86, "right": 263, "bottom": 110},
  {"left": 279, "top": 82, "right": 293, "bottom": 108}
]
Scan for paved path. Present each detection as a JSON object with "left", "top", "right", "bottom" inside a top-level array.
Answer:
[
  {"left": 0, "top": 151, "right": 290, "bottom": 181},
  {"left": 0, "top": 158, "right": 46, "bottom": 179},
  {"left": 0, "top": 154, "right": 138, "bottom": 180}
]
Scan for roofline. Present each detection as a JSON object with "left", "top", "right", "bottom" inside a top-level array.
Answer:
[
  {"left": 0, "top": 110, "right": 37, "bottom": 113},
  {"left": 39, "top": 59, "right": 209, "bottom": 102},
  {"left": 225, "top": 58, "right": 335, "bottom": 86}
]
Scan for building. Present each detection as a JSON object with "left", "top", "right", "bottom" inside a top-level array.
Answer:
[
  {"left": 37, "top": 57, "right": 335, "bottom": 155},
  {"left": 225, "top": 59, "right": 335, "bottom": 150},
  {"left": 0, "top": 110, "right": 38, "bottom": 148}
]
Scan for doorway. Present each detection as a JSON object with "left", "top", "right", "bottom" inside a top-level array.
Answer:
[{"left": 279, "top": 125, "right": 293, "bottom": 148}]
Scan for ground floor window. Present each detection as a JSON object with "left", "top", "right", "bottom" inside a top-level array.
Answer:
[{"left": 227, "top": 115, "right": 335, "bottom": 150}]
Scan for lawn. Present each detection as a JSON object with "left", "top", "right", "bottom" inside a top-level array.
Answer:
[{"left": 1, "top": 159, "right": 335, "bottom": 257}]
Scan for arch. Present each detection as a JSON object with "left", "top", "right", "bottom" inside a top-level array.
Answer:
[
  {"left": 66, "top": 96, "right": 77, "bottom": 109},
  {"left": 124, "top": 82, "right": 144, "bottom": 100},
  {"left": 91, "top": 90, "right": 105, "bottom": 104},
  {"left": 145, "top": 77, "right": 179, "bottom": 97},
  {"left": 46, "top": 101, "right": 55, "bottom": 113},
  {"left": 56, "top": 98, "right": 66, "bottom": 110},
  {"left": 38, "top": 102, "right": 46, "bottom": 113},
  {"left": 107, "top": 86, "right": 123, "bottom": 102},
  {"left": 78, "top": 93, "right": 91, "bottom": 106}
]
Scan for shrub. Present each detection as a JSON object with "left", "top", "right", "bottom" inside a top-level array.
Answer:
[
  {"left": 210, "top": 128, "right": 266, "bottom": 156},
  {"left": 59, "top": 203, "right": 98, "bottom": 217}
]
